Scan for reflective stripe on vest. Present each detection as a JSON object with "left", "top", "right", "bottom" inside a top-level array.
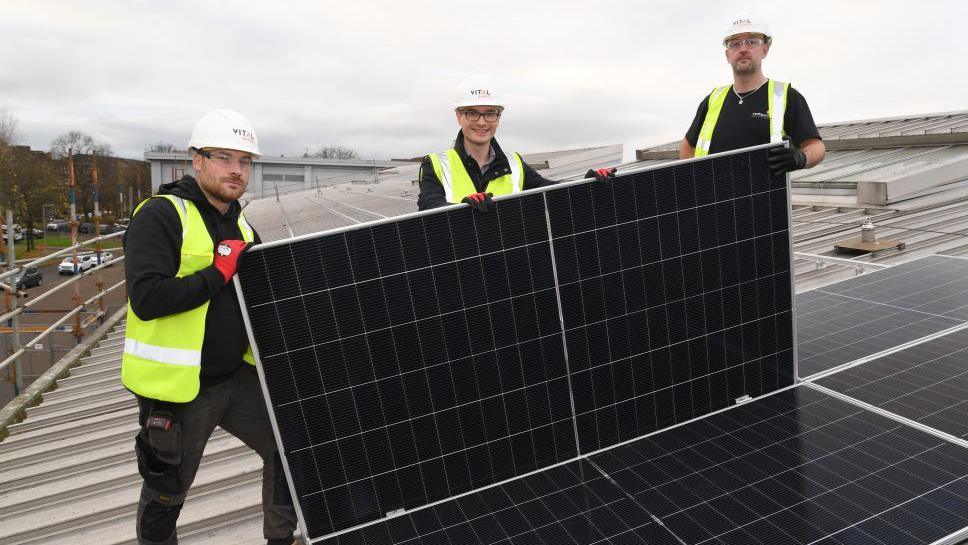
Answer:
[
  {"left": 122, "top": 194, "right": 255, "bottom": 402},
  {"left": 694, "top": 80, "right": 790, "bottom": 158},
  {"left": 427, "top": 148, "right": 525, "bottom": 203}
]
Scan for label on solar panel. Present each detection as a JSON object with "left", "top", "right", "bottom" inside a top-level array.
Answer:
[{"left": 236, "top": 144, "right": 796, "bottom": 541}]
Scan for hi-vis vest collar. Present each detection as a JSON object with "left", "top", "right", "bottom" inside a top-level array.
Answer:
[
  {"left": 122, "top": 194, "right": 254, "bottom": 403},
  {"left": 428, "top": 147, "right": 524, "bottom": 203},
  {"left": 694, "top": 79, "right": 789, "bottom": 157}
]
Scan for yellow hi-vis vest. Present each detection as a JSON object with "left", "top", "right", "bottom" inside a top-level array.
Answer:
[
  {"left": 122, "top": 194, "right": 255, "bottom": 403},
  {"left": 694, "top": 80, "right": 790, "bottom": 157},
  {"left": 427, "top": 148, "right": 525, "bottom": 203}
]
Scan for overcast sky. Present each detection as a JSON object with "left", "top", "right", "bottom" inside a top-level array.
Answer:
[{"left": 3, "top": 0, "right": 967, "bottom": 161}]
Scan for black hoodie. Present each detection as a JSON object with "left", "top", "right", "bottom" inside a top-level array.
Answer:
[
  {"left": 123, "top": 176, "right": 261, "bottom": 384},
  {"left": 417, "top": 131, "right": 556, "bottom": 210}
]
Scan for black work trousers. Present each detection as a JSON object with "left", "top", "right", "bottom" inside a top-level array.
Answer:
[{"left": 134, "top": 365, "right": 296, "bottom": 544}]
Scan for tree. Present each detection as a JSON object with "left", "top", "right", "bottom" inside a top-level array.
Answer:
[
  {"left": 0, "top": 146, "right": 67, "bottom": 251},
  {"left": 310, "top": 145, "right": 360, "bottom": 160},
  {"left": 146, "top": 142, "right": 178, "bottom": 153},
  {"left": 49, "top": 131, "right": 112, "bottom": 160},
  {"left": 0, "top": 107, "right": 19, "bottom": 146}
]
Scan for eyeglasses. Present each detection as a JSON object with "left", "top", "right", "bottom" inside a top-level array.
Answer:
[
  {"left": 197, "top": 149, "right": 254, "bottom": 170},
  {"left": 459, "top": 110, "right": 501, "bottom": 122},
  {"left": 726, "top": 37, "right": 765, "bottom": 49}
]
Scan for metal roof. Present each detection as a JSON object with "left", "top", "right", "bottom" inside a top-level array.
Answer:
[
  {"left": 635, "top": 111, "right": 968, "bottom": 207},
  {"left": 6, "top": 114, "right": 968, "bottom": 544}
]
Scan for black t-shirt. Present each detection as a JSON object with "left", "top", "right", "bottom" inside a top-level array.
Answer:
[{"left": 685, "top": 81, "right": 821, "bottom": 155}]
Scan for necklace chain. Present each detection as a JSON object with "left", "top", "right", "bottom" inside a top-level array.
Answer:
[{"left": 733, "top": 79, "right": 768, "bottom": 104}]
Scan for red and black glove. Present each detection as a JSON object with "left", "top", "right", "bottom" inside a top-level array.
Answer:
[
  {"left": 461, "top": 192, "right": 493, "bottom": 212},
  {"left": 213, "top": 240, "right": 252, "bottom": 284},
  {"left": 586, "top": 167, "right": 617, "bottom": 182}
]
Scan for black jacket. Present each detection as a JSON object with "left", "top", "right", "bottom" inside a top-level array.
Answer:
[
  {"left": 417, "top": 131, "right": 556, "bottom": 210},
  {"left": 124, "top": 176, "right": 261, "bottom": 383}
]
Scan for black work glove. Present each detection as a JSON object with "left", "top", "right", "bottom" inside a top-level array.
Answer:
[
  {"left": 586, "top": 167, "right": 617, "bottom": 182},
  {"left": 767, "top": 145, "right": 807, "bottom": 175},
  {"left": 461, "top": 192, "right": 493, "bottom": 212}
]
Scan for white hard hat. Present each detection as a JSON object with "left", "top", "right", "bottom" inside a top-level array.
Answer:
[
  {"left": 723, "top": 17, "right": 772, "bottom": 46},
  {"left": 455, "top": 75, "right": 504, "bottom": 109},
  {"left": 187, "top": 109, "right": 261, "bottom": 157}
]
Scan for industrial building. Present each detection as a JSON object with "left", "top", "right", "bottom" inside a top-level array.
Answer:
[{"left": 144, "top": 151, "right": 401, "bottom": 198}]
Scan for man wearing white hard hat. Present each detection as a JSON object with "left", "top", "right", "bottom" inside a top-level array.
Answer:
[
  {"left": 418, "top": 75, "right": 616, "bottom": 211},
  {"left": 680, "top": 18, "right": 825, "bottom": 175},
  {"left": 122, "top": 110, "right": 298, "bottom": 545}
]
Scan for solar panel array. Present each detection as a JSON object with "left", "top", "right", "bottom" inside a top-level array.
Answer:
[
  {"left": 321, "top": 386, "right": 968, "bottom": 545},
  {"left": 237, "top": 144, "right": 797, "bottom": 541},
  {"left": 817, "top": 325, "right": 968, "bottom": 439},
  {"left": 795, "top": 255, "right": 968, "bottom": 378}
]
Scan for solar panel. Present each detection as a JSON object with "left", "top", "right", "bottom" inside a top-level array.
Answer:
[
  {"left": 816, "top": 326, "right": 968, "bottom": 439},
  {"left": 544, "top": 151, "right": 795, "bottom": 452},
  {"left": 592, "top": 385, "right": 968, "bottom": 544},
  {"left": 795, "top": 255, "right": 968, "bottom": 378},
  {"left": 235, "top": 144, "right": 796, "bottom": 541},
  {"left": 814, "top": 255, "right": 968, "bottom": 316},
  {"left": 317, "top": 460, "right": 682, "bottom": 545},
  {"left": 796, "top": 290, "right": 961, "bottom": 378},
  {"left": 239, "top": 192, "right": 579, "bottom": 538}
]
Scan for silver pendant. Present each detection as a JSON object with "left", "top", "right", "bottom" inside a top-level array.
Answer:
[{"left": 738, "top": 99, "right": 744, "bottom": 104}]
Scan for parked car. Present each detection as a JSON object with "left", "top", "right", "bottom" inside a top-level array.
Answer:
[
  {"left": 15, "top": 267, "right": 42, "bottom": 289},
  {"left": 95, "top": 251, "right": 115, "bottom": 266},
  {"left": 78, "top": 222, "right": 94, "bottom": 234},
  {"left": 28, "top": 228, "right": 44, "bottom": 239},
  {"left": 58, "top": 254, "right": 96, "bottom": 275},
  {"left": 2, "top": 225, "right": 23, "bottom": 241},
  {"left": 46, "top": 220, "right": 66, "bottom": 231}
]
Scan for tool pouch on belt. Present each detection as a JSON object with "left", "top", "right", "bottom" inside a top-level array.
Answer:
[{"left": 135, "top": 407, "right": 183, "bottom": 497}]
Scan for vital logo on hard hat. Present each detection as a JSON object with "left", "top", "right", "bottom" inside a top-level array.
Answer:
[
  {"left": 232, "top": 128, "right": 256, "bottom": 144},
  {"left": 456, "top": 75, "right": 505, "bottom": 109},
  {"left": 723, "top": 17, "right": 772, "bottom": 46},
  {"left": 188, "top": 109, "right": 261, "bottom": 157}
]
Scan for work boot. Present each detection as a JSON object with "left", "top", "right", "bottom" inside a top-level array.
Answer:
[{"left": 266, "top": 538, "right": 302, "bottom": 545}]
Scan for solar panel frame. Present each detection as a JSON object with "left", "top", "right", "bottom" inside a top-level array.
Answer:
[{"left": 235, "top": 143, "right": 799, "bottom": 542}]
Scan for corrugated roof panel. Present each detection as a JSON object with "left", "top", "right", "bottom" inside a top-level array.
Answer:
[
  {"left": 793, "top": 148, "right": 923, "bottom": 182},
  {"left": 832, "top": 145, "right": 966, "bottom": 183}
]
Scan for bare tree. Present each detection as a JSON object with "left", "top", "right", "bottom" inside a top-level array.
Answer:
[
  {"left": 310, "top": 145, "right": 360, "bottom": 160},
  {"left": 49, "top": 130, "right": 112, "bottom": 159},
  {"left": 0, "top": 107, "right": 20, "bottom": 146},
  {"left": 146, "top": 142, "right": 178, "bottom": 153}
]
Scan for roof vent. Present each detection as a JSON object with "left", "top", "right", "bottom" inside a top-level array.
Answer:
[{"left": 834, "top": 216, "right": 906, "bottom": 256}]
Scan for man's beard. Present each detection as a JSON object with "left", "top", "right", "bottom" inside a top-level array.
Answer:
[
  {"left": 199, "top": 172, "right": 246, "bottom": 203},
  {"left": 732, "top": 58, "right": 759, "bottom": 75}
]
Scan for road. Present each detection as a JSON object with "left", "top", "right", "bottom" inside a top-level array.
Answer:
[{"left": 0, "top": 251, "right": 128, "bottom": 405}]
